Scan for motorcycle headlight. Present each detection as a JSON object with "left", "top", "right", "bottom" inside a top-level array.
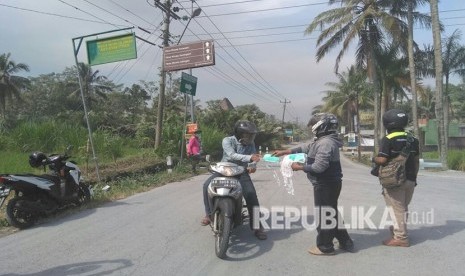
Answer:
[{"left": 210, "top": 163, "right": 245, "bottom": 176}]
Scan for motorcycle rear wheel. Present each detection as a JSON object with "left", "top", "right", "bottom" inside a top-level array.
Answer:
[
  {"left": 215, "top": 206, "right": 232, "bottom": 259},
  {"left": 6, "top": 197, "right": 37, "bottom": 229}
]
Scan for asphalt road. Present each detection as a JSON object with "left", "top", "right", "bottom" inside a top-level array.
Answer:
[{"left": 0, "top": 153, "right": 464, "bottom": 276}]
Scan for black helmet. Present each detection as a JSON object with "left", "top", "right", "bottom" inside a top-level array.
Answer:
[
  {"left": 308, "top": 113, "right": 338, "bottom": 136},
  {"left": 29, "top": 152, "right": 47, "bottom": 168},
  {"left": 234, "top": 120, "right": 258, "bottom": 145},
  {"left": 383, "top": 109, "right": 408, "bottom": 131}
]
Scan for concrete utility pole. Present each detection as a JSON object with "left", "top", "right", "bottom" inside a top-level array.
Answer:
[
  {"left": 280, "top": 98, "right": 291, "bottom": 125},
  {"left": 154, "top": 0, "right": 173, "bottom": 149}
]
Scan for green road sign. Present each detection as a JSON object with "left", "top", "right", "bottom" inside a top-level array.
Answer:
[
  {"left": 87, "top": 33, "right": 137, "bottom": 66},
  {"left": 180, "top": 72, "right": 198, "bottom": 96}
]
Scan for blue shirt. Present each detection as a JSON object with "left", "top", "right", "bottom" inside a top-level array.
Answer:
[{"left": 221, "top": 136, "right": 256, "bottom": 168}]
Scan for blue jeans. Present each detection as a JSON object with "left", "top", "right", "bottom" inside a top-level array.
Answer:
[{"left": 202, "top": 172, "right": 260, "bottom": 228}]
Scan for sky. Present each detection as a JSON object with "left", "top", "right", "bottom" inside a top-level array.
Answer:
[{"left": 1, "top": 0, "right": 465, "bottom": 126}]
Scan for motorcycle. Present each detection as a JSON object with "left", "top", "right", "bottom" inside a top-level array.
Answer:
[
  {"left": 0, "top": 146, "right": 92, "bottom": 229},
  {"left": 206, "top": 162, "right": 249, "bottom": 259}
]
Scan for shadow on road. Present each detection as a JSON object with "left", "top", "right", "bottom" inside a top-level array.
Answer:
[
  {"left": 410, "top": 220, "right": 465, "bottom": 246},
  {"left": 347, "top": 219, "right": 465, "bottom": 250},
  {"left": 1, "top": 259, "right": 133, "bottom": 276},
  {"left": 224, "top": 215, "right": 312, "bottom": 261}
]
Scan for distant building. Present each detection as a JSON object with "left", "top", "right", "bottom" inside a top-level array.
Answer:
[{"left": 220, "top": 98, "right": 234, "bottom": 111}]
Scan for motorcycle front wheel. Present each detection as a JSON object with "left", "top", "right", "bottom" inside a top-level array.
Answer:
[
  {"left": 75, "top": 184, "right": 91, "bottom": 205},
  {"left": 215, "top": 201, "right": 233, "bottom": 259},
  {"left": 6, "top": 197, "right": 37, "bottom": 229}
]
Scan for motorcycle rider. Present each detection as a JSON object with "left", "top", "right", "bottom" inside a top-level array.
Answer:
[{"left": 200, "top": 120, "right": 267, "bottom": 240}]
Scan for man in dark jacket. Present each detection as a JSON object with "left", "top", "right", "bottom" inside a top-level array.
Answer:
[{"left": 273, "top": 113, "right": 354, "bottom": 255}]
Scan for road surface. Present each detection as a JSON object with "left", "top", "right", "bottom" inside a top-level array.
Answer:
[{"left": 0, "top": 153, "right": 464, "bottom": 276}]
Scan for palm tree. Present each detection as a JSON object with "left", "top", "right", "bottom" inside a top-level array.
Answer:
[
  {"left": 389, "top": 0, "right": 431, "bottom": 140},
  {"left": 0, "top": 53, "right": 30, "bottom": 118},
  {"left": 322, "top": 66, "right": 368, "bottom": 129},
  {"left": 67, "top": 62, "right": 112, "bottom": 110},
  {"left": 305, "top": 0, "right": 410, "bottom": 151},
  {"left": 430, "top": 0, "right": 447, "bottom": 168},
  {"left": 322, "top": 65, "right": 371, "bottom": 160},
  {"left": 374, "top": 44, "right": 412, "bottom": 124},
  {"left": 442, "top": 29, "right": 465, "bottom": 148}
]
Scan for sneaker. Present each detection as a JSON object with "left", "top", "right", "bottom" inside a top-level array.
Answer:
[
  {"left": 308, "top": 246, "right": 335, "bottom": 256},
  {"left": 338, "top": 239, "right": 355, "bottom": 253},
  {"left": 254, "top": 229, "right": 267, "bottom": 240},
  {"left": 382, "top": 238, "right": 409, "bottom": 247},
  {"left": 200, "top": 216, "right": 211, "bottom": 226}
]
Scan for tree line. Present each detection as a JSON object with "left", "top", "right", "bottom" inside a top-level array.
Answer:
[{"left": 0, "top": 53, "right": 302, "bottom": 161}]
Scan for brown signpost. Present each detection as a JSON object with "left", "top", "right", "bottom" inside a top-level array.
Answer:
[{"left": 163, "top": 40, "right": 215, "bottom": 72}]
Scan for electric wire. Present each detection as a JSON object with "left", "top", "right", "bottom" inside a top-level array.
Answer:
[
  {"left": 187, "top": 1, "right": 288, "bottom": 102},
  {"left": 175, "top": 2, "right": 282, "bottom": 102}
]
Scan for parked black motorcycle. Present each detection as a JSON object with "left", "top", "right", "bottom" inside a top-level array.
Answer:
[{"left": 0, "top": 146, "right": 92, "bottom": 229}]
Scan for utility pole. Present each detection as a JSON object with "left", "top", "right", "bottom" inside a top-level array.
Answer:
[
  {"left": 154, "top": 0, "right": 180, "bottom": 149},
  {"left": 280, "top": 98, "right": 291, "bottom": 125}
]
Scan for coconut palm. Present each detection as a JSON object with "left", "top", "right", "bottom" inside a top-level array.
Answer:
[
  {"left": 441, "top": 29, "right": 465, "bottom": 148},
  {"left": 66, "top": 62, "right": 112, "bottom": 110},
  {"left": 0, "top": 53, "right": 30, "bottom": 118},
  {"left": 388, "top": 0, "right": 431, "bottom": 140},
  {"left": 374, "top": 44, "right": 410, "bottom": 112},
  {"left": 305, "top": 0, "right": 410, "bottom": 150},
  {"left": 430, "top": 0, "right": 447, "bottom": 167},
  {"left": 306, "top": 0, "right": 430, "bottom": 150},
  {"left": 322, "top": 65, "right": 371, "bottom": 160},
  {"left": 322, "top": 66, "right": 370, "bottom": 130}
]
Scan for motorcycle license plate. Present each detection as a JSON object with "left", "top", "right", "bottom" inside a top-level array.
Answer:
[
  {"left": 0, "top": 186, "right": 10, "bottom": 197},
  {"left": 211, "top": 179, "right": 240, "bottom": 188}
]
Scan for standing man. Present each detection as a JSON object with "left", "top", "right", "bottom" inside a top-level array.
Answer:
[
  {"left": 273, "top": 113, "right": 354, "bottom": 255},
  {"left": 187, "top": 130, "right": 202, "bottom": 174},
  {"left": 373, "top": 109, "right": 420, "bottom": 247}
]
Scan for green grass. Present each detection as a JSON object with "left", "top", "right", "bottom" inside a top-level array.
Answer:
[
  {"left": 0, "top": 151, "right": 41, "bottom": 174},
  {"left": 423, "top": 150, "right": 465, "bottom": 170}
]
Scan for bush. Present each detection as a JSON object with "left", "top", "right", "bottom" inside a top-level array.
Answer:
[
  {"left": 198, "top": 126, "right": 227, "bottom": 160},
  {"left": 448, "top": 150, "right": 465, "bottom": 171}
]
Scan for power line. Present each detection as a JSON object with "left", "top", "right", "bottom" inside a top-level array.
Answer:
[
  {"left": 0, "top": 3, "right": 124, "bottom": 26},
  {"left": 175, "top": 1, "right": 285, "bottom": 102}
]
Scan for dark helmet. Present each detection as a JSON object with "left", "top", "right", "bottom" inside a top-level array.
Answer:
[
  {"left": 29, "top": 152, "right": 47, "bottom": 168},
  {"left": 308, "top": 113, "right": 338, "bottom": 136},
  {"left": 234, "top": 120, "right": 258, "bottom": 145},
  {"left": 383, "top": 109, "right": 408, "bottom": 131}
]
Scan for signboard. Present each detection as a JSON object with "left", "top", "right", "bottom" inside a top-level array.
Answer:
[
  {"left": 348, "top": 132, "right": 357, "bottom": 147},
  {"left": 87, "top": 33, "right": 137, "bottom": 66},
  {"left": 284, "top": 129, "right": 293, "bottom": 137},
  {"left": 164, "top": 40, "right": 215, "bottom": 72},
  {"left": 180, "top": 72, "right": 198, "bottom": 96},
  {"left": 186, "top": 123, "right": 199, "bottom": 134}
]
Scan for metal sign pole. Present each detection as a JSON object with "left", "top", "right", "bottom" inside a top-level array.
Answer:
[{"left": 72, "top": 37, "right": 101, "bottom": 181}]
